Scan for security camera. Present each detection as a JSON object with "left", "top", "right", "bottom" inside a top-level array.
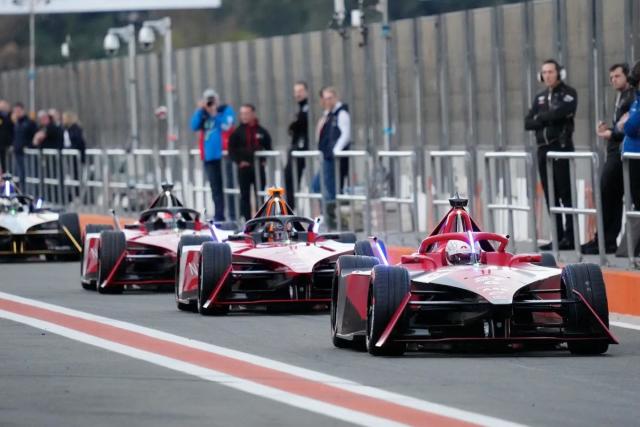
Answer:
[
  {"left": 138, "top": 26, "right": 156, "bottom": 51},
  {"left": 103, "top": 33, "right": 120, "bottom": 56}
]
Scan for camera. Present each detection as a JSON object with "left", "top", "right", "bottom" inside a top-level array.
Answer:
[
  {"left": 138, "top": 26, "right": 156, "bottom": 51},
  {"left": 103, "top": 33, "right": 120, "bottom": 56}
]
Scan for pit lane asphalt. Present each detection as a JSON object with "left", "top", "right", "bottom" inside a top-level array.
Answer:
[{"left": 1, "top": 261, "right": 638, "bottom": 426}]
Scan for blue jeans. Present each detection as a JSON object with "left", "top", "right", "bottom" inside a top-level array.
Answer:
[
  {"left": 204, "top": 160, "right": 225, "bottom": 221},
  {"left": 312, "top": 158, "right": 336, "bottom": 202}
]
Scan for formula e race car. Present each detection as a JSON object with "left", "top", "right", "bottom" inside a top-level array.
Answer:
[
  {"left": 0, "top": 174, "right": 82, "bottom": 260},
  {"left": 80, "top": 184, "right": 236, "bottom": 293},
  {"left": 175, "top": 187, "right": 358, "bottom": 314},
  {"left": 331, "top": 196, "right": 618, "bottom": 356}
]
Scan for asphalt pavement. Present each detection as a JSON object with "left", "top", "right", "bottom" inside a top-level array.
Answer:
[{"left": 1, "top": 261, "right": 638, "bottom": 426}]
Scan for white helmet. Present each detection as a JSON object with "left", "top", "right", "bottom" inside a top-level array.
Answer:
[{"left": 446, "top": 240, "right": 473, "bottom": 265}]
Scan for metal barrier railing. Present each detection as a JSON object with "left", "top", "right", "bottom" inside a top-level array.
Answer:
[
  {"left": 83, "top": 148, "right": 106, "bottom": 212},
  {"left": 334, "top": 150, "right": 371, "bottom": 234},
  {"left": 483, "top": 151, "right": 538, "bottom": 252},
  {"left": 41, "top": 149, "right": 63, "bottom": 205},
  {"left": 60, "top": 148, "right": 83, "bottom": 207},
  {"left": 129, "top": 149, "right": 158, "bottom": 212},
  {"left": 104, "top": 148, "right": 131, "bottom": 213},
  {"left": 426, "top": 150, "right": 474, "bottom": 221},
  {"left": 376, "top": 150, "right": 418, "bottom": 236},
  {"left": 188, "top": 148, "right": 212, "bottom": 215},
  {"left": 622, "top": 152, "right": 640, "bottom": 268},
  {"left": 546, "top": 151, "right": 606, "bottom": 265},
  {"left": 291, "top": 150, "right": 324, "bottom": 218},
  {"left": 23, "top": 148, "right": 42, "bottom": 197},
  {"left": 254, "top": 150, "right": 283, "bottom": 199}
]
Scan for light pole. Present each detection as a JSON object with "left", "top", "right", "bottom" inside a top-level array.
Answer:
[
  {"left": 140, "top": 17, "right": 176, "bottom": 150},
  {"left": 103, "top": 24, "right": 139, "bottom": 151}
]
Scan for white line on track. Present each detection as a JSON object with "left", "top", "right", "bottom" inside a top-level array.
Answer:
[
  {"left": 0, "top": 291, "right": 522, "bottom": 427},
  {"left": 611, "top": 321, "right": 640, "bottom": 331}
]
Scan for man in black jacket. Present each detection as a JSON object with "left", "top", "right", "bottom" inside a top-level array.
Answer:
[
  {"left": 0, "top": 100, "right": 13, "bottom": 173},
  {"left": 581, "top": 63, "right": 636, "bottom": 254},
  {"left": 525, "top": 59, "right": 577, "bottom": 250},
  {"left": 284, "top": 81, "right": 309, "bottom": 209},
  {"left": 228, "top": 104, "right": 272, "bottom": 221},
  {"left": 11, "top": 103, "right": 36, "bottom": 188}
]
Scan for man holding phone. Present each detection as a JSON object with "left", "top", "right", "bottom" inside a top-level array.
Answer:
[{"left": 582, "top": 64, "right": 636, "bottom": 254}]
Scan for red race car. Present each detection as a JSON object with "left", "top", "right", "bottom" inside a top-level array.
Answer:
[
  {"left": 175, "top": 188, "right": 358, "bottom": 314},
  {"left": 331, "top": 196, "right": 617, "bottom": 356},
  {"left": 81, "top": 184, "right": 235, "bottom": 294}
]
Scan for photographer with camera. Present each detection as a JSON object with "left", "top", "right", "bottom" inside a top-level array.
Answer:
[{"left": 190, "top": 89, "right": 235, "bottom": 221}]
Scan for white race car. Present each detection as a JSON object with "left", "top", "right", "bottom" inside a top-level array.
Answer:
[{"left": 0, "top": 174, "right": 82, "bottom": 260}]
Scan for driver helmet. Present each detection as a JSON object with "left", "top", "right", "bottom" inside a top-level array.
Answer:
[
  {"left": 445, "top": 240, "right": 474, "bottom": 265},
  {"left": 265, "top": 221, "right": 289, "bottom": 242},
  {"left": 152, "top": 212, "right": 172, "bottom": 228}
]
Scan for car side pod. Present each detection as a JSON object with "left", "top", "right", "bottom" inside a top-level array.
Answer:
[{"left": 365, "top": 265, "right": 411, "bottom": 356}]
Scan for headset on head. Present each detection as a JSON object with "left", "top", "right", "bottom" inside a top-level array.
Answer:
[{"left": 538, "top": 59, "right": 567, "bottom": 83}]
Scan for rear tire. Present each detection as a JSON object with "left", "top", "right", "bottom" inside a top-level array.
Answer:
[
  {"left": 96, "top": 231, "right": 126, "bottom": 295},
  {"left": 562, "top": 263, "right": 609, "bottom": 355},
  {"left": 58, "top": 213, "right": 82, "bottom": 260},
  {"left": 197, "top": 242, "right": 231, "bottom": 316},
  {"left": 85, "top": 224, "right": 113, "bottom": 235},
  {"left": 366, "top": 265, "right": 410, "bottom": 356},
  {"left": 176, "top": 235, "right": 212, "bottom": 312},
  {"left": 331, "top": 255, "right": 380, "bottom": 349},
  {"left": 354, "top": 240, "right": 374, "bottom": 257}
]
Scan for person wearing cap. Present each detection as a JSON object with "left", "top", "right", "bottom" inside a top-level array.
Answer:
[{"left": 190, "top": 89, "right": 236, "bottom": 221}]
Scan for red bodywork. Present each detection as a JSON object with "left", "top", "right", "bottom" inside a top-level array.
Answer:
[{"left": 333, "top": 201, "right": 618, "bottom": 351}]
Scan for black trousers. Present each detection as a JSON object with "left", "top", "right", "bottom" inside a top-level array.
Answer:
[
  {"left": 284, "top": 150, "right": 305, "bottom": 210},
  {"left": 238, "top": 165, "right": 266, "bottom": 221},
  {"left": 204, "top": 160, "right": 225, "bottom": 221},
  {"left": 0, "top": 145, "right": 8, "bottom": 173},
  {"left": 537, "top": 145, "right": 574, "bottom": 242},
  {"left": 600, "top": 152, "right": 624, "bottom": 246}
]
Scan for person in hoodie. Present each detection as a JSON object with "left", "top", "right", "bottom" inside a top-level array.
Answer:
[
  {"left": 190, "top": 89, "right": 235, "bottom": 221},
  {"left": 228, "top": 104, "right": 272, "bottom": 221},
  {"left": 284, "top": 81, "right": 309, "bottom": 210}
]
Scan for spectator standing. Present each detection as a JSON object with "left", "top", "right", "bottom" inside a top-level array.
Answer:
[
  {"left": 581, "top": 64, "right": 636, "bottom": 254},
  {"left": 33, "top": 110, "right": 63, "bottom": 149},
  {"left": 11, "top": 102, "right": 36, "bottom": 188},
  {"left": 63, "top": 111, "right": 87, "bottom": 199},
  {"left": 190, "top": 89, "right": 235, "bottom": 221},
  {"left": 620, "top": 61, "right": 640, "bottom": 212},
  {"left": 284, "top": 81, "right": 309, "bottom": 209},
  {"left": 0, "top": 100, "right": 13, "bottom": 173},
  {"left": 525, "top": 59, "right": 577, "bottom": 250},
  {"left": 314, "top": 86, "right": 351, "bottom": 228},
  {"left": 228, "top": 104, "right": 272, "bottom": 221}
]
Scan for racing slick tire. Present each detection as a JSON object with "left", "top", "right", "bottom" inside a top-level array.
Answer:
[
  {"left": 331, "top": 255, "right": 380, "bottom": 349},
  {"left": 535, "top": 252, "right": 558, "bottom": 268},
  {"left": 334, "top": 232, "right": 357, "bottom": 244},
  {"left": 58, "top": 213, "right": 82, "bottom": 261},
  {"left": 96, "top": 231, "right": 126, "bottom": 295},
  {"left": 562, "top": 263, "right": 609, "bottom": 355},
  {"left": 366, "top": 265, "right": 410, "bottom": 356},
  {"left": 80, "top": 225, "right": 114, "bottom": 290},
  {"left": 175, "top": 235, "right": 212, "bottom": 312},
  {"left": 197, "top": 242, "right": 231, "bottom": 316},
  {"left": 213, "top": 221, "right": 239, "bottom": 231},
  {"left": 354, "top": 240, "right": 374, "bottom": 257}
]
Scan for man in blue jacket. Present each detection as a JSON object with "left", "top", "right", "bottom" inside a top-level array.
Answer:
[
  {"left": 620, "top": 61, "right": 640, "bottom": 210},
  {"left": 190, "top": 89, "right": 235, "bottom": 221}
]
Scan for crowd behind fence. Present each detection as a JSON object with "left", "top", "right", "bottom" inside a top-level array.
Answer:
[{"left": 7, "top": 146, "right": 640, "bottom": 269}]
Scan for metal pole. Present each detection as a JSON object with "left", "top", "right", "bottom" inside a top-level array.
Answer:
[
  {"left": 163, "top": 18, "right": 176, "bottom": 150},
  {"left": 29, "top": 0, "right": 36, "bottom": 114},
  {"left": 126, "top": 27, "right": 139, "bottom": 151},
  {"left": 380, "top": 0, "right": 392, "bottom": 150}
]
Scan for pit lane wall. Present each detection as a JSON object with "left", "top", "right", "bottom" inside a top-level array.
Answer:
[{"left": 78, "top": 214, "right": 640, "bottom": 317}]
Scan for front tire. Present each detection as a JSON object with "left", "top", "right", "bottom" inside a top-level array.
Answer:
[
  {"left": 96, "top": 231, "right": 126, "bottom": 295},
  {"left": 562, "top": 263, "right": 609, "bottom": 355},
  {"left": 331, "top": 255, "right": 380, "bottom": 349},
  {"left": 197, "top": 242, "right": 231, "bottom": 316},
  {"left": 176, "top": 235, "right": 212, "bottom": 312},
  {"left": 366, "top": 265, "right": 410, "bottom": 356}
]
